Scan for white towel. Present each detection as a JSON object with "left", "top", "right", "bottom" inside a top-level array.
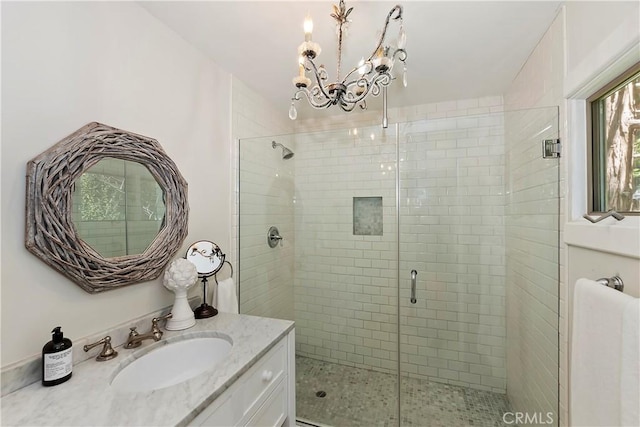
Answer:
[
  {"left": 216, "top": 277, "right": 238, "bottom": 314},
  {"left": 570, "top": 278, "right": 635, "bottom": 427},
  {"left": 621, "top": 298, "right": 640, "bottom": 427}
]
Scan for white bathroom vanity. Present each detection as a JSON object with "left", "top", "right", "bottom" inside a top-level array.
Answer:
[{"left": 1, "top": 313, "right": 295, "bottom": 426}]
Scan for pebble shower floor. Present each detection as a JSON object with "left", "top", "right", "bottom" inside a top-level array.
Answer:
[{"left": 296, "top": 356, "right": 513, "bottom": 427}]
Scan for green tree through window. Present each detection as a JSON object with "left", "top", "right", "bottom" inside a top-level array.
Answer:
[{"left": 592, "top": 65, "right": 640, "bottom": 213}]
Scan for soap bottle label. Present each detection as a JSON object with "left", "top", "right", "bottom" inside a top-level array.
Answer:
[{"left": 43, "top": 347, "right": 72, "bottom": 381}]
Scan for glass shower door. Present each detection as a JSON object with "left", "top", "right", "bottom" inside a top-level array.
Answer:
[
  {"left": 397, "top": 107, "right": 560, "bottom": 426},
  {"left": 239, "top": 124, "right": 401, "bottom": 427}
]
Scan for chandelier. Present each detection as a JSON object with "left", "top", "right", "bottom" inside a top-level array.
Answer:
[{"left": 289, "top": 1, "right": 407, "bottom": 128}]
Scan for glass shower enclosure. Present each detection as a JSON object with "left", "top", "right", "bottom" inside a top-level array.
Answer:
[{"left": 238, "top": 107, "right": 559, "bottom": 426}]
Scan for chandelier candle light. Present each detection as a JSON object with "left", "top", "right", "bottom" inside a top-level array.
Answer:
[{"left": 290, "top": 0, "right": 407, "bottom": 128}]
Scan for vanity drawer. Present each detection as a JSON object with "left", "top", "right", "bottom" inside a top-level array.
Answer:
[
  {"left": 187, "top": 333, "right": 293, "bottom": 427},
  {"left": 246, "top": 379, "right": 287, "bottom": 427},
  {"left": 190, "top": 389, "right": 237, "bottom": 426},
  {"left": 242, "top": 339, "right": 287, "bottom": 416}
]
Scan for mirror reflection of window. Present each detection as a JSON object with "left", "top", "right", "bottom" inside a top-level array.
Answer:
[{"left": 71, "top": 158, "right": 166, "bottom": 258}]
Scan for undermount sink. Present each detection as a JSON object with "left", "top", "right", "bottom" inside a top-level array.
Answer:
[{"left": 111, "top": 335, "right": 233, "bottom": 393}]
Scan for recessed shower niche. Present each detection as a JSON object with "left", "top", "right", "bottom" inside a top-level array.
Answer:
[{"left": 353, "top": 196, "right": 383, "bottom": 236}]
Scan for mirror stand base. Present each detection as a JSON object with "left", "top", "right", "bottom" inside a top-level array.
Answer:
[{"left": 194, "top": 304, "right": 218, "bottom": 319}]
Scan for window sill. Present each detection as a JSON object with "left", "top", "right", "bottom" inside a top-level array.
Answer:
[{"left": 564, "top": 218, "right": 640, "bottom": 259}]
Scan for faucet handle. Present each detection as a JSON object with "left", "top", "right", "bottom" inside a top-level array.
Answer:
[
  {"left": 83, "top": 336, "right": 118, "bottom": 361},
  {"left": 154, "top": 312, "right": 173, "bottom": 322},
  {"left": 150, "top": 313, "right": 173, "bottom": 340},
  {"left": 151, "top": 313, "right": 172, "bottom": 329}
]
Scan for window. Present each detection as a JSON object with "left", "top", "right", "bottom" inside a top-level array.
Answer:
[{"left": 589, "top": 62, "right": 640, "bottom": 213}]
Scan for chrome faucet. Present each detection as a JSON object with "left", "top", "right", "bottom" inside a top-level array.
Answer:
[{"left": 125, "top": 313, "right": 172, "bottom": 349}]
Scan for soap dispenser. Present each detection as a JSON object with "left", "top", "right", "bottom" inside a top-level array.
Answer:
[{"left": 42, "top": 326, "right": 73, "bottom": 386}]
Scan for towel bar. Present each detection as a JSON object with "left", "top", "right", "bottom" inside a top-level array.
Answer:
[
  {"left": 214, "top": 260, "right": 234, "bottom": 285},
  {"left": 595, "top": 276, "right": 624, "bottom": 292}
]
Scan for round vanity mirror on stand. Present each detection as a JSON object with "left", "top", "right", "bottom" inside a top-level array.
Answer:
[{"left": 185, "top": 240, "right": 225, "bottom": 319}]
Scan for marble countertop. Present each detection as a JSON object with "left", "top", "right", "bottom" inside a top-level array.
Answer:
[{"left": 1, "top": 313, "right": 294, "bottom": 426}]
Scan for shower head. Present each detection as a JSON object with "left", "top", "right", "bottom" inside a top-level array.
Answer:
[{"left": 272, "top": 141, "right": 294, "bottom": 160}]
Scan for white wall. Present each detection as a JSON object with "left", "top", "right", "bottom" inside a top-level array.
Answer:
[
  {"left": 1, "top": 2, "right": 232, "bottom": 367},
  {"left": 505, "top": 1, "right": 640, "bottom": 425},
  {"left": 231, "top": 77, "right": 295, "bottom": 320},
  {"left": 565, "top": 1, "right": 639, "bottom": 78}
]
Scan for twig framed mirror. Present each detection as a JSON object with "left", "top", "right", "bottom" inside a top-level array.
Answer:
[{"left": 25, "top": 122, "right": 189, "bottom": 293}]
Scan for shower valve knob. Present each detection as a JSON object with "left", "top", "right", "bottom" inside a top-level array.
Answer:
[{"left": 267, "top": 226, "right": 283, "bottom": 248}]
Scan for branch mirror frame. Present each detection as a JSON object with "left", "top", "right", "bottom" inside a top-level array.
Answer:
[{"left": 25, "top": 122, "right": 189, "bottom": 293}]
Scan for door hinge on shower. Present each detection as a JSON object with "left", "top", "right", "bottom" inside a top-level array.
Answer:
[{"left": 542, "top": 139, "right": 561, "bottom": 158}]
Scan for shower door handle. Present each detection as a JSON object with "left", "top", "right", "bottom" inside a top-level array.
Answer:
[{"left": 410, "top": 270, "right": 417, "bottom": 304}]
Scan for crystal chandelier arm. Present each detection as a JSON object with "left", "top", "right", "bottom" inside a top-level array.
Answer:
[
  {"left": 342, "top": 60, "right": 373, "bottom": 83},
  {"left": 342, "top": 73, "right": 392, "bottom": 104},
  {"left": 366, "top": 5, "right": 403, "bottom": 63},
  {"left": 304, "top": 58, "right": 335, "bottom": 101},
  {"left": 293, "top": 87, "right": 334, "bottom": 109},
  {"left": 392, "top": 48, "right": 407, "bottom": 63},
  {"left": 370, "top": 73, "right": 392, "bottom": 95},
  {"left": 342, "top": 104, "right": 359, "bottom": 112},
  {"left": 342, "top": 5, "right": 402, "bottom": 82},
  {"left": 297, "top": 71, "right": 390, "bottom": 112},
  {"left": 338, "top": 99, "right": 359, "bottom": 112}
]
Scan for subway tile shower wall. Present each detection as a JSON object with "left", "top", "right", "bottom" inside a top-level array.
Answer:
[
  {"left": 399, "top": 115, "right": 506, "bottom": 393},
  {"left": 293, "top": 112, "right": 507, "bottom": 393},
  {"left": 234, "top": 77, "right": 296, "bottom": 322},
  {"left": 239, "top": 136, "right": 296, "bottom": 321},
  {"left": 294, "top": 126, "right": 399, "bottom": 374}
]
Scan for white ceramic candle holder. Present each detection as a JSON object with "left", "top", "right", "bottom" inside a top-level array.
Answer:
[{"left": 163, "top": 258, "right": 199, "bottom": 331}]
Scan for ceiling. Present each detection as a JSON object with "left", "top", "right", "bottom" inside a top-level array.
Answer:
[{"left": 139, "top": 1, "right": 563, "bottom": 120}]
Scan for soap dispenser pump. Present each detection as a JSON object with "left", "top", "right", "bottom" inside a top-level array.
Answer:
[{"left": 42, "top": 326, "right": 73, "bottom": 386}]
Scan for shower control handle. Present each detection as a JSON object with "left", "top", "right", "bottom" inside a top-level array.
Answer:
[
  {"left": 410, "top": 270, "right": 417, "bottom": 304},
  {"left": 267, "top": 226, "right": 283, "bottom": 248}
]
